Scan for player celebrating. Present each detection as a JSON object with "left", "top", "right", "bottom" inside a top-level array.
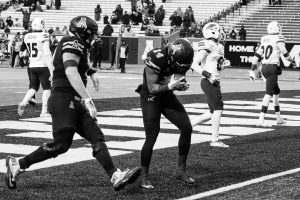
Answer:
[
  {"left": 136, "top": 38, "right": 195, "bottom": 189},
  {"left": 190, "top": 22, "right": 231, "bottom": 148},
  {"left": 5, "top": 16, "right": 141, "bottom": 191},
  {"left": 18, "top": 18, "right": 53, "bottom": 117},
  {"left": 249, "top": 21, "right": 295, "bottom": 127}
]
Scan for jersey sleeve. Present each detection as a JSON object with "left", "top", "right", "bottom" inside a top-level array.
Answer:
[
  {"left": 276, "top": 35, "right": 285, "bottom": 43},
  {"left": 61, "top": 37, "right": 85, "bottom": 56},
  {"left": 144, "top": 48, "right": 167, "bottom": 74},
  {"left": 197, "top": 40, "right": 213, "bottom": 53},
  {"left": 40, "top": 32, "right": 50, "bottom": 43}
]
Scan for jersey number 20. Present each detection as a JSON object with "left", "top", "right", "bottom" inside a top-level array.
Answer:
[
  {"left": 26, "top": 43, "right": 38, "bottom": 58},
  {"left": 261, "top": 45, "right": 273, "bottom": 60}
]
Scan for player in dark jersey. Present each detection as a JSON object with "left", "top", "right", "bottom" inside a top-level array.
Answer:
[
  {"left": 136, "top": 38, "right": 195, "bottom": 189},
  {"left": 5, "top": 16, "right": 141, "bottom": 191}
]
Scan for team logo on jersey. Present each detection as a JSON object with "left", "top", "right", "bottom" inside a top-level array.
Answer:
[
  {"left": 77, "top": 17, "right": 87, "bottom": 29},
  {"left": 72, "top": 40, "right": 80, "bottom": 50}
]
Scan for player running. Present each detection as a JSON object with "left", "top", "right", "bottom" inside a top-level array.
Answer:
[
  {"left": 136, "top": 38, "right": 195, "bottom": 189},
  {"left": 249, "top": 21, "right": 295, "bottom": 127},
  {"left": 5, "top": 16, "right": 141, "bottom": 191},
  {"left": 18, "top": 18, "right": 53, "bottom": 117},
  {"left": 190, "top": 22, "right": 231, "bottom": 148}
]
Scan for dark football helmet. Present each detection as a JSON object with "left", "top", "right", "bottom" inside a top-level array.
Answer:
[
  {"left": 69, "top": 16, "right": 98, "bottom": 48},
  {"left": 168, "top": 38, "right": 194, "bottom": 74}
]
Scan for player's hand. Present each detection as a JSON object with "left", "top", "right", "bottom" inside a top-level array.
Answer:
[
  {"left": 168, "top": 74, "right": 186, "bottom": 91},
  {"left": 249, "top": 70, "right": 256, "bottom": 82},
  {"left": 177, "top": 83, "right": 190, "bottom": 91},
  {"left": 49, "top": 72, "right": 53, "bottom": 82},
  {"left": 221, "top": 59, "right": 231, "bottom": 70},
  {"left": 90, "top": 73, "right": 100, "bottom": 92},
  {"left": 84, "top": 98, "right": 97, "bottom": 118},
  {"left": 208, "top": 74, "right": 217, "bottom": 84}
]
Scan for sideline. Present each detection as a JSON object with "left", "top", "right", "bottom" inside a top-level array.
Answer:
[{"left": 178, "top": 168, "right": 300, "bottom": 200}]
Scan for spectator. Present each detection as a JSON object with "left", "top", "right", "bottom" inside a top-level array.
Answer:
[
  {"left": 91, "top": 35, "right": 104, "bottom": 70},
  {"left": 137, "top": 8, "right": 143, "bottom": 23},
  {"left": 110, "top": 40, "right": 117, "bottom": 69},
  {"left": 130, "top": 11, "right": 140, "bottom": 25},
  {"left": 6, "top": 16, "right": 14, "bottom": 27},
  {"left": 121, "top": 11, "right": 130, "bottom": 25},
  {"left": 187, "top": 6, "right": 195, "bottom": 24},
  {"left": 11, "top": 32, "right": 23, "bottom": 68},
  {"left": 145, "top": 0, "right": 155, "bottom": 19},
  {"left": 169, "top": 11, "right": 182, "bottom": 28},
  {"left": 123, "top": 25, "right": 136, "bottom": 37},
  {"left": 22, "top": 7, "right": 32, "bottom": 30},
  {"left": 145, "top": 19, "right": 160, "bottom": 36},
  {"left": 4, "top": 25, "right": 10, "bottom": 37},
  {"left": 46, "top": 0, "right": 54, "bottom": 9},
  {"left": 61, "top": 25, "right": 69, "bottom": 35},
  {"left": 48, "top": 26, "right": 54, "bottom": 34},
  {"left": 175, "top": 7, "right": 183, "bottom": 18},
  {"left": 115, "top": 4, "right": 123, "bottom": 21},
  {"left": 102, "top": 22, "right": 114, "bottom": 36},
  {"left": 53, "top": 26, "right": 62, "bottom": 35},
  {"left": 14, "top": 18, "right": 22, "bottom": 27},
  {"left": 154, "top": 5, "right": 165, "bottom": 26},
  {"left": 94, "top": 4, "right": 102, "bottom": 21},
  {"left": 239, "top": 25, "right": 247, "bottom": 40},
  {"left": 182, "top": 11, "right": 192, "bottom": 28},
  {"left": 23, "top": 0, "right": 32, "bottom": 7},
  {"left": 141, "top": 18, "right": 149, "bottom": 31},
  {"left": 36, "top": 1, "right": 43, "bottom": 11},
  {"left": 131, "top": 0, "right": 137, "bottom": 12},
  {"left": 229, "top": 26, "right": 237, "bottom": 40},
  {"left": 103, "top": 15, "right": 109, "bottom": 24},
  {"left": 111, "top": 12, "right": 119, "bottom": 25},
  {"left": 0, "top": 33, "right": 9, "bottom": 54},
  {"left": 55, "top": 0, "right": 61, "bottom": 9},
  {"left": 119, "top": 39, "right": 129, "bottom": 73},
  {"left": 0, "top": 18, "right": 5, "bottom": 29}
]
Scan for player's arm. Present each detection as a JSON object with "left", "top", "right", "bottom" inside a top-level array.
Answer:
[
  {"left": 87, "top": 67, "right": 100, "bottom": 92},
  {"left": 64, "top": 52, "right": 97, "bottom": 118},
  {"left": 145, "top": 67, "right": 184, "bottom": 94},
  {"left": 249, "top": 46, "right": 263, "bottom": 81},
  {"left": 277, "top": 42, "right": 295, "bottom": 64},
  {"left": 42, "top": 40, "right": 54, "bottom": 77}
]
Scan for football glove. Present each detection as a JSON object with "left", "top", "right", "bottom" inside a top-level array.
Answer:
[
  {"left": 84, "top": 97, "right": 97, "bottom": 118},
  {"left": 177, "top": 83, "right": 190, "bottom": 91},
  {"left": 221, "top": 59, "right": 231, "bottom": 71},
  {"left": 167, "top": 74, "right": 186, "bottom": 91}
]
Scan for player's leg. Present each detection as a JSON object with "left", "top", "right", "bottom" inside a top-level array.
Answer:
[
  {"left": 38, "top": 67, "right": 52, "bottom": 117},
  {"left": 191, "top": 112, "right": 212, "bottom": 127},
  {"left": 139, "top": 93, "right": 162, "bottom": 189},
  {"left": 18, "top": 68, "right": 40, "bottom": 116},
  {"left": 77, "top": 100, "right": 141, "bottom": 191},
  {"left": 273, "top": 83, "right": 286, "bottom": 125},
  {"left": 162, "top": 94, "right": 195, "bottom": 184},
  {"left": 201, "top": 79, "right": 228, "bottom": 147},
  {"left": 27, "top": 66, "right": 36, "bottom": 106}
]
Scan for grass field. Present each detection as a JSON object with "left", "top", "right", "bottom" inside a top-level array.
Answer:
[{"left": 1, "top": 88, "right": 300, "bottom": 200}]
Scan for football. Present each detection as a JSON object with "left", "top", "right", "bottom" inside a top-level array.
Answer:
[{"left": 159, "top": 74, "right": 187, "bottom": 85}]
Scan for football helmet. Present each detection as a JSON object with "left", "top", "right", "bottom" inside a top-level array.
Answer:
[
  {"left": 31, "top": 18, "right": 45, "bottom": 31},
  {"left": 202, "top": 22, "right": 220, "bottom": 40},
  {"left": 168, "top": 38, "right": 194, "bottom": 74},
  {"left": 267, "top": 21, "right": 282, "bottom": 35},
  {"left": 69, "top": 16, "right": 98, "bottom": 48}
]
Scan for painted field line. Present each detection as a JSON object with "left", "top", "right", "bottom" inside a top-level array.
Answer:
[{"left": 178, "top": 167, "right": 300, "bottom": 200}]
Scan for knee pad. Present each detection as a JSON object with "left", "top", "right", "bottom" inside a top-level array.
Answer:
[
  {"left": 92, "top": 141, "right": 108, "bottom": 157},
  {"left": 42, "top": 142, "right": 71, "bottom": 158}
]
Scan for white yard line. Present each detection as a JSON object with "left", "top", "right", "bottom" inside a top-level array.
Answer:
[{"left": 178, "top": 168, "right": 300, "bottom": 200}]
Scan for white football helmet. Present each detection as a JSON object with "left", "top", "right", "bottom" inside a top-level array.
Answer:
[
  {"left": 202, "top": 22, "right": 220, "bottom": 40},
  {"left": 31, "top": 18, "right": 45, "bottom": 31},
  {"left": 267, "top": 21, "right": 282, "bottom": 34}
]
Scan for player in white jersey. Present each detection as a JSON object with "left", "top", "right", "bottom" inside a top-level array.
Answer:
[
  {"left": 191, "top": 22, "right": 231, "bottom": 148},
  {"left": 18, "top": 18, "right": 54, "bottom": 117},
  {"left": 250, "top": 21, "right": 295, "bottom": 127}
]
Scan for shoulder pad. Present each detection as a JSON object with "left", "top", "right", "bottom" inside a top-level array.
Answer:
[
  {"left": 197, "top": 40, "right": 213, "bottom": 53},
  {"left": 144, "top": 48, "right": 166, "bottom": 73},
  {"left": 61, "top": 37, "right": 85, "bottom": 55},
  {"left": 277, "top": 35, "right": 285, "bottom": 43}
]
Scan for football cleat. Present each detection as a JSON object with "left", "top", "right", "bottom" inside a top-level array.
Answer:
[
  {"left": 140, "top": 176, "right": 154, "bottom": 189},
  {"left": 5, "top": 156, "right": 21, "bottom": 189},
  {"left": 173, "top": 168, "right": 195, "bottom": 184},
  {"left": 18, "top": 102, "right": 26, "bottom": 117},
  {"left": 28, "top": 98, "right": 37, "bottom": 107},
  {"left": 276, "top": 118, "right": 287, "bottom": 125},
  {"left": 210, "top": 141, "right": 229, "bottom": 148},
  {"left": 111, "top": 167, "right": 141, "bottom": 191}
]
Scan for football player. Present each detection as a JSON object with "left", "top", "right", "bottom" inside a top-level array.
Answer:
[
  {"left": 5, "top": 16, "right": 141, "bottom": 191},
  {"left": 190, "top": 22, "right": 231, "bottom": 148},
  {"left": 249, "top": 21, "right": 295, "bottom": 127},
  {"left": 18, "top": 18, "right": 53, "bottom": 117},
  {"left": 136, "top": 38, "right": 195, "bottom": 189}
]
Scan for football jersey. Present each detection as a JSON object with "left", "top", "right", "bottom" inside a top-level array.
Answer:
[
  {"left": 197, "top": 39, "right": 224, "bottom": 80},
  {"left": 258, "top": 34, "right": 285, "bottom": 65},
  {"left": 52, "top": 36, "right": 90, "bottom": 95},
  {"left": 23, "top": 31, "right": 50, "bottom": 68}
]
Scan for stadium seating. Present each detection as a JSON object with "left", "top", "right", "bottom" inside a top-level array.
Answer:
[
  {"left": 219, "top": 0, "right": 300, "bottom": 42},
  {"left": 0, "top": 0, "right": 240, "bottom": 36}
]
